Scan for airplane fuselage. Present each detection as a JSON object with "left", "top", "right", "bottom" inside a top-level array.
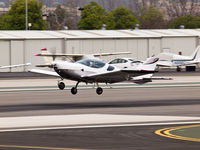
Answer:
[{"left": 53, "top": 61, "right": 127, "bottom": 83}]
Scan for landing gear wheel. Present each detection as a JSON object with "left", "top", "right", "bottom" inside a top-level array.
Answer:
[
  {"left": 58, "top": 82, "right": 65, "bottom": 90},
  {"left": 71, "top": 87, "right": 78, "bottom": 95},
  {"left": 176, "top": 67, "right": 181, "bottom": 72},
  {"left": 96, "top": 87, "right": 103, "bottom": 95}
]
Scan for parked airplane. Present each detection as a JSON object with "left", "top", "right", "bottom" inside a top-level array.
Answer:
[
  {"left": 29, "top": 49, "right": 160, "bottom": 95},
  {"left": 0, "top": 63, "right": 31, "bottom": 69},
  {"left": 108, "top": 58, "right": 143, "bottom": 69},
  {"left": 156, "top": 45, "right": 200, "bottom": 71}
]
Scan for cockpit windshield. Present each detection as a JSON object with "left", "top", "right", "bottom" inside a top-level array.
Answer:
[{"left": 77, "top": 59, "right": 106, "bottom": 68}]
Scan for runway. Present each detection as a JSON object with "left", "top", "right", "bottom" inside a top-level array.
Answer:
[{"left": 0, "top": 77, "right": 200, "bottom": 149}]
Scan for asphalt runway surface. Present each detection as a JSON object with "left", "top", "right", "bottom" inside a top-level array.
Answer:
[
  {"left": 0, "top": 87, "right": 200, "bottom": 149},
  {"left": 0, "top": 125, "right": 200, "bottom": 150},
  {"left": 1, "top": 87, "right": 200, "bottom": 117}
]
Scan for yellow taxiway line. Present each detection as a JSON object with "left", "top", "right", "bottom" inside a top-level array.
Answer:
[
  {"left": 155, "top": 124, "right": 200, "bottom": 142},
  {"left": 0, "top": 144, "right": 86, "bottom": 150}
]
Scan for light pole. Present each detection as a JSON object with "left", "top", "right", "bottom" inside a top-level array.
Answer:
[{"left": 25, "top": 0, "right": 28, "bottom": 30}]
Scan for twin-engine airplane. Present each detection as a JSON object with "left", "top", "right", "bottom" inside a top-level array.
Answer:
[
  {"left": 29, "top": 48, "right": 160, "bottom": 95},
  {"left": 156, "top": 45, "right": 200, "bottom": 71}
]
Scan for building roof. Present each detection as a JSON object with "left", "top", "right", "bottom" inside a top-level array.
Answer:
[{"left": 0, "top": 29, "right": 199, "bottom": 40}]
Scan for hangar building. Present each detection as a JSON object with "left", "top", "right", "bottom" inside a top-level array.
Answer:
[{"left": 0, "top": 29, "right": 200, "bottom": 72}]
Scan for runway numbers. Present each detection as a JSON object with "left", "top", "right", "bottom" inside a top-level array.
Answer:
[{"left": 155, "top": 124, "right": 200, "bottom": 142}]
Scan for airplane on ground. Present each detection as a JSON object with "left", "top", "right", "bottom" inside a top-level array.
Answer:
[
  {"left": 156, "top": 45, "right": 200, "bottom": 71},
  {"left": 29, "top": 48, "right": 163, "bottom": 95},
  {"left": 0, "top": 63, "right": 31, "bottom": 69},
  {"left": 108, "top": 58, "right": 143, "bottom": 69}
]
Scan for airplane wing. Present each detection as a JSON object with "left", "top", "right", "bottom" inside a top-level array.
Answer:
[
  {"left": 93, "top": 52, "right": 131, "bottom": 57},
  {"left": 0, "top": 63, "right": 31, "bottom": 69},
  {"left": 28, "top": 69, "right": 60, "bottom": 77},
  {"left": 129, "top": 74, "right": 153, "bottom": 84},
  {"left": 35, "top": 49, "right": 131, "bottom": 62},
  {"left": 156, "top": 60, "right": 173, "bottom": 67},
  {"left": 35, "top": 53, "right": 84, "bottom": 57},
  {"left": 35, "top": 52, "right": 131, "bottom": 57}
]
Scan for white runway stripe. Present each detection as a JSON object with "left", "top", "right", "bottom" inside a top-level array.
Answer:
[{"left": 0, "top": 114, "right": 200, "bottom": 132}]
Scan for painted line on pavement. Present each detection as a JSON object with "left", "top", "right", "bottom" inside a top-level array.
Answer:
[
  {"left": 1, "top": 121, "right": 200, "bottom": 133},
  {"left": 0, "top": 144, "right": 85, "bottom": 150},
  {"left": 1, "top": 82, "right": 200, "bottom": 89},
  {"left": 155, "top": 124, "right": 200, "bottom": 142},
  {"left": 1, "top": 82, "right": 200, "bottom": 92}
]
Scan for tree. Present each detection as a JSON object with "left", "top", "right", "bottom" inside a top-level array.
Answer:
[
  {"left": 162, "top": 0, "right": 200, "bottom": 20},
  {"left": 105, "top": 7, "right": 139, "bottom": 29},
  {"left": 47, "top": 5, "right": 77, "bottom": 30},
  {"left": 78, "top": 1, "right": 106, "bottom": 29},
  {"left": 0, "top": 0, "right": 48, "bottom": 30},
  {"left": 170, "top": 15, "right": 200, "bottom": 29},
  {"left": 139, "top": 6, "right": 165, "bottom": 29}
]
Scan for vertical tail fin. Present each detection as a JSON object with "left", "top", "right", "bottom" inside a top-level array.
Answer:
[
  {"left": 190, "top": 45, "right": 200, "bottom": 60},
  {"left": 136, "top": 57, "right": 159, "bottom": 71},
  {"left": 38, "top": 48, "right": 53, "bottom": 64}
]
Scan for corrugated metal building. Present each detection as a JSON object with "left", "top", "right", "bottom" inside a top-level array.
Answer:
[{"left": 0, "top": 29, "right": 200, "bottom": 72}]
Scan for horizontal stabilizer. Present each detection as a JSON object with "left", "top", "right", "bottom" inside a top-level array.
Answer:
[
  {"left": 151, "top": 77, "right": 173, "bottom": 80},
  {"left": 130, "top": 74, "right": 153, "bottom": 84}
]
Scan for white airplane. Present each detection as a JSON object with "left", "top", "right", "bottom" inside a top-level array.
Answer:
[
  {"left": 156, "top": 45, "right": 200, "bottom": 71},
  {"left": 108, "top": 58, "right": 143, "bottom": 69},
  {"left": 0, "top": 63, "right": 31, "bottom": 69},
  {"left": 29, "top": 49, "right": 160, "bottom": 95}
]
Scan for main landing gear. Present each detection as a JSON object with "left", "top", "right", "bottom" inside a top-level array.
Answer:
[
  {"left": 70, "top": 81, "right": 103, "bottom": 95},
  {"left": 71, "top": 81, "right": 80, "bottom": 95}
]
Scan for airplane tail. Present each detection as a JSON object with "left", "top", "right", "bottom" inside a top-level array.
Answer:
[
  {"left": 136, "top": 56, "right": 159, "bottom": 71},
  {"left": 35, "top": 48, "right": 53, "bottom": 64},
  {"left": 190, "top": 45, "right": 200, "bottom": 60}
]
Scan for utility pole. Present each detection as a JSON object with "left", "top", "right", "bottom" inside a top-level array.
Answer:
[{"left": 25, "top": 0, "right": 28, "bottom": 30}]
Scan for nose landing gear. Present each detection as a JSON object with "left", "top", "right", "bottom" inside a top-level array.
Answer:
[
  {"left": 96, "top": 87, "right": 103, "bottom": 95},
  {"left": 96, "top": 83, "right": 103, "bottom": 95}
]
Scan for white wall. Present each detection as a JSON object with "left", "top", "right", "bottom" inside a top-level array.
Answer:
[
  {"left": 10, "top": 40, "right": 24, "bottom": 72},
  {"left": 161, "top": 37, "right": 196, "bottom": 55},
  {"left": 149, "top": 39, "right": 161, "bottom": 57},
  {"left": 0, "top": 41, "right": 10, "bottom": 72}
]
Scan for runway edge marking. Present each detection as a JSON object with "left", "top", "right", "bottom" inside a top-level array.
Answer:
[
  {"left": 155, "top": 124, "right": 200, "bottom": 142},
  {"left": 2, "top": 121, "right": 200, "bottom": 133}
]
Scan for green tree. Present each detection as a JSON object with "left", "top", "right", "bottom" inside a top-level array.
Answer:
[
  {"left": 0, "top": 0, "right": 48, "bottom": 30},
  {"left": 169, "top": 15, "right": 200, "bottom": 29},
  {"left": 78, "top": 1, "right": 106, "bottom": 29},
  {"left": 105, "top": 7, "right": 139, "bottom": 29},
  {"left": 139, "top": 7, "right": 165, "bottom": 29}
]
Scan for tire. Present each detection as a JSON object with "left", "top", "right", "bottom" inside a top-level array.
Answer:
[
  {"left": 96, "top": 87, "right": 103, "bottom": 95},
  {"left": 176, "top": 67, "right": 181, "bottom": 72},
  {"left": 58, "top": 82, "right": 65, "bottom": 90},
  {"left": 71, "top": 87, "right": 77, "bottom": 95}
]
